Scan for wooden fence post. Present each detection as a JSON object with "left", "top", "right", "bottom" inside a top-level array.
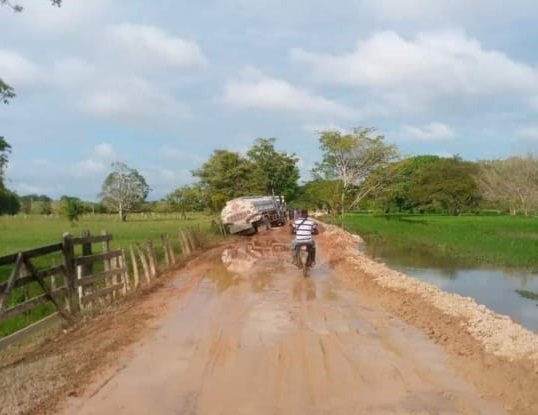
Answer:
[
  {"left": 187, "top": 230, "right": 196, "bottom": 251},
  {"left": 166, "top": 234, "right": 176, "bottom": 265},
  {"left": 179, "top": 230, "right": 191, "bottom": 257},
  {"left": 161, "top": 234, "right": 170, "bottom": 267},
  {"left": 146, "top": 241, "right": 157, "bottom": 278},
  {"left": 135, "top": 242, "right": 151, "bottom": 284},
  {"left": 62, "top": 233, "right": 78, "bottom": 315},
  {"left": 130, "top": 245, "right": 140, "bottom": 289},
  {"left": 81, "top": 230, "right": 92, "bottom": 277},
  {"left": 118, "top": 251, "right": 128, "bottom": 295},
  {"left": 101, "top": 230, "right": 112, "bottom": 300},
  {"left": 76, "top": 265, "right": 84, "bottom": 311}
]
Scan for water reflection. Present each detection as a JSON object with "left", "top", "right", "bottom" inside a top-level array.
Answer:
[
  {"left": 361, "top": 237, "right": 538, "bottom": 332},
  {"left": 292, "top": 276, "right": 316, "bottom": 301}
]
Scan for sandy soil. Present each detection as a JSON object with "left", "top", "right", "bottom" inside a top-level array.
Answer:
[{"left": 1, "top": 224, "right": 537, "bottom": 414}]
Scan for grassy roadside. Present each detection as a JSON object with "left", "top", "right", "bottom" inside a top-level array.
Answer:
[
  {"left": 0, "top": 213, "right": 223, "bottom": 337},
  {"left": 327, "top": 214, "right": 538, "bottom": 269},
  {"left": 0, "top": 212, "right": 219, "bottom": 257}
]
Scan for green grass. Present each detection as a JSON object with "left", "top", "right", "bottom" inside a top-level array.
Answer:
[
  {"left": 0, "top": 212, "right": 219, "bottom": 257},
  {"left": 328, "top": 214, "right": 538, "bottom": 269},
  {"left": 515, "top": 289, "right": 538, "bottom": 301},
  {"left": 0, "top": 212, "right": 223, "bottom": 338}
]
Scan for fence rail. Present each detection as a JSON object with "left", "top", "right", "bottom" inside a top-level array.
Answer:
[{"left": 0, "top": 226, "right": 208, "bottom": 348}]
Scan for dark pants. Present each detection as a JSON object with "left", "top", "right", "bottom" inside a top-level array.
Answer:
[{"left": 291, "top": 239, "right": 316, "bottom": 264}]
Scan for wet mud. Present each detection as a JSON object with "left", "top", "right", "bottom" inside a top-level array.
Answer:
[{"left": 51, "top": 228, "right": 513, "bottom": 415}]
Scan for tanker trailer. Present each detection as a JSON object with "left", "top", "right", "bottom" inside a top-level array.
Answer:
[{"left": 220, "top": 195, "right": 286, "bottom": 235}]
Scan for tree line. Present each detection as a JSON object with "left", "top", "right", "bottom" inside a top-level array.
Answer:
[{"left": 2, "top": 127, "right": 538, "bottom": 221}]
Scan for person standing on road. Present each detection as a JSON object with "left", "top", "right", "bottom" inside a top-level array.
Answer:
[{"left": 290, "top": 208, "right": 318, "bottom": 267}]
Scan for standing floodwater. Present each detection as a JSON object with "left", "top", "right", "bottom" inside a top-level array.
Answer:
[{"left": 362, "top": 238, "right": 538, "bottom": 331}]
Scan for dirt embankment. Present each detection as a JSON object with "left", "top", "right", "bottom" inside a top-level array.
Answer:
[{"left": 316, "top": 223, "right": 538, "bottom": 414}]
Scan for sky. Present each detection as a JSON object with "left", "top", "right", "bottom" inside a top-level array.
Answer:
[{"left": 1, "top": 0, "right": 538, "bottom": 201}]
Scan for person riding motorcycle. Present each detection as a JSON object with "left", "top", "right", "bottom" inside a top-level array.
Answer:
[{"left": 290, "top": 208, "right": 318, "bottom": 267}]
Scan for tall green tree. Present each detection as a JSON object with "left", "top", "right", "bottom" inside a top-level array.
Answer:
[
  {"left": 313, "top": 127, "right": 398, "bottom": 225},
  {"left": 0, "top": 188, "right": 19, "bottom": 214},
  {"left": 246, "top": 137, "right": 300, "bottom": 201},
  {"left": 295, "top": 179, "right": 341, "bottom": 212},
  {"left": 365, "top": 155, "right": 441, "bottom": 213},
  {"left": 60, "top": 195, "right": 84, "bottom": 223},
  {"left": 100, "top": 162, "right": 150, "bottom": 221},
  {"left": 412, "top": 156, "right": 481, "bottom": 215},
  {"left": 192, "top": 150, "right": 260, "bottom": 212},
  {"left": 166, "top": 184, "right": 206, "bottom": 215}
]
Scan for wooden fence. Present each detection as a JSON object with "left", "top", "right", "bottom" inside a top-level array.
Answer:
[{"left": 0, "top": 228, "right": 205, "bottom": 349}]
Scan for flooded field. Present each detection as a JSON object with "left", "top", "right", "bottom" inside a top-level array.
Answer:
[{"left": 363, "top": 237, "right": 538, "bottom": 331}]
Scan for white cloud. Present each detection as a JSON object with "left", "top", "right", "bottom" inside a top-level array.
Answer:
[
  {"left": 400, "top": 122, "right": 455, "bottom": 141},
  {"left": 73, "top": 144, "right": 118, "bottom": 178},
  {"left": 94, "top": 143, "right": 117, "bottom": 160},
  {"left": 290, "top": 31, "right": 538, "bottom": 110},
  {"left": 74, "top": 159, "right": 107, "bottom": 176},
  {"left": 221, "top": 70, "right": 356, "bottom": 119},
  {"left": 106, "top": 23, "right": 207, "bottom": 70},
  {"left": 0, "top": 50, "right": 40, "bottom": 87},
  {"left": 48, "top": 58, "right": 95, "bottom": 88},
  {"left": 80, "top": 77, "right": 190, "bottom": 124}
]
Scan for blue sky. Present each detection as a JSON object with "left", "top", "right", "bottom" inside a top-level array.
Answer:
[{"left": 1, "top": 0, "right": 538, "bottom": 201}]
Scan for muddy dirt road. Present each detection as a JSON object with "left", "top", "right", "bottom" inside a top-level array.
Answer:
[{"left": 53, "top": 227, "right": 513, "bottom": 415}]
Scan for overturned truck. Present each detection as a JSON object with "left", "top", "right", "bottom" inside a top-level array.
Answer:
[{"left": 221, "top": 195, "right": 286, "bottom": 235}]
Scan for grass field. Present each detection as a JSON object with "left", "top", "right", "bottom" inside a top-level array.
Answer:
[
  {"left": 330, "top": 214, "right": 538, "bottom": 269},
  {"left": 0, "top": 212, "right": 220, "bottom": 257},
  {"left": 0, "top": 212, "right": 223, "bottom": 338}
]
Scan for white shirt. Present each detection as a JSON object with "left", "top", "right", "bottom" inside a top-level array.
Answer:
[{"left": 293, "top": 218, "right": 316, "bottom": 242}]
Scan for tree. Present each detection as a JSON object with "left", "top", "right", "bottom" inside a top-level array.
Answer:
[
  {"left": 18, "top": 194, "right": 52, "bottom": 214},
  {"left": 167, "top": 184, "right": 206, "bottom": 216},
  {"left": 0, "top": 79, "right": 15, "bottom": 104},
  {"left": 246, "top": 138, "right": 300, "bottom": 201},
  {"left": 364, "top": 155, "right": 442, "bottom": 213},
  {"left": 100, "top": 162, "right": 150, "bottom": 221},
  {"left": 295, "top": 179, "right": 341, "bottom": 213},
  {"left": 192, "top": 150, "right": 260, "bottom": 212},
  {"left": 313, "top": 127, "right": 398, "bottom": 225},
  {"left": 0, "top": 188, "right": 19, "bottom": 215},
  {"left": 60, "top": 196, "right": 84, "bottom": 223},
  {"left": 411, "top": 156, "right": 481, "bottom": 215},
  {"left": 478, "top": 154, "right": 538, "bottom": 216}
]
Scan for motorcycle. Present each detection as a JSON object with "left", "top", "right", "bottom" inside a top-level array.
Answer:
[{"left": 294, "top": 242, "right": 314, "bottom": 277}]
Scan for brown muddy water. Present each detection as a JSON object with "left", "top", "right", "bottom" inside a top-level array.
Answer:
[{"left": 362, "top": 239, "right": 538, "bottom": 331}]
